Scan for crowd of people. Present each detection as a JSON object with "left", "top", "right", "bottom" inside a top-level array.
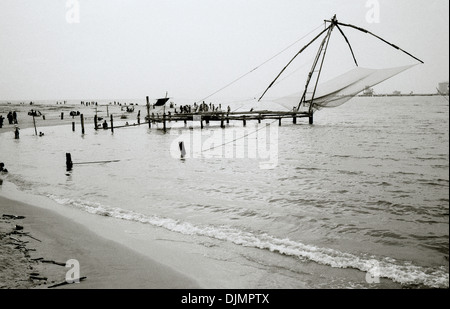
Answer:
[
  {"left": 0, "top": 111, "right": 18, "bottom": 128},
  {"left": 173, "top": 102, "right": 230, "bottom": 114},
  {"left": 0, "top": 111, "right": 21, "bottom": 139}
]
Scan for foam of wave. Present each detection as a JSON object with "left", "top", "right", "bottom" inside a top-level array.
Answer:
[{"left": 48, "top": 194, "right": 449, "bottom": 288}]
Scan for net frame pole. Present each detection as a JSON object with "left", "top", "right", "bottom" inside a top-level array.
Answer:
[{"left": 297, "top": 15, "right": 337, "bottom": 113}]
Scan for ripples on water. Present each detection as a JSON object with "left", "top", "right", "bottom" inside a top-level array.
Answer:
[{"left": 1, "top": 96, "right": 448, "bottom": 288}]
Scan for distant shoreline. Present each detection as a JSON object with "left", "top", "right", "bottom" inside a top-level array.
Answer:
[
  {"left": 358, "top": 93, "right": 449, "bottom": 97},
  {"left": 1, "top": 93, "right": 448, "bottom": 105}
]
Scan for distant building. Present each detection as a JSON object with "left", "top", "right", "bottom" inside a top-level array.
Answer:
[
  {"left": 438, "top": 82, "right": 449, "bottom": 95},
  {"left": 392, "top": 90, "right": 401, "bottom": 96},
  {"left": 362, "top": 86, "right": 374, "bottom": 96}
]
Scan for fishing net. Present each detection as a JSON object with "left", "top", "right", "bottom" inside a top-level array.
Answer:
[{"left": 273, "top": 64, "right": 417, "bottom": 111}]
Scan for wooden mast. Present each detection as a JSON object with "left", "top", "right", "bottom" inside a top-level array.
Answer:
[{"left": 297, "top": 15, "right": 337, "bottom": 117}]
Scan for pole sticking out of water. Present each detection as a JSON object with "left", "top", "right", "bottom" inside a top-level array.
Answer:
[
  {"left": 32, "top": 115, "right": 37, "bottom": 136},
  {"left": 146, "top": 96, "right": 151, "bottom": 128},
  {"left": 179, "top": 141, "right": 186, "bottom": 159},
  {"left": 110, "top": 114, "right": 114, "bottom": 133},
  {"left": 80, "top": 114, "right": 85, "bottom": 134},
  {"left": 66, "top": 153, "right": 73, "bottom": 171}
]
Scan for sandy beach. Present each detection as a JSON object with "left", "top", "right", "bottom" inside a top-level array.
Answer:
[
  {"left": 1, "top": 103, "right": 201, "bottom": 289},
  {"left": 0, "top": 195, "right": 200, "bottom": 289}
]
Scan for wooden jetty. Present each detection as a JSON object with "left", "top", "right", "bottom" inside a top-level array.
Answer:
[
  {"left": 145, "top": 109, "right": 313, "bottom": 129},
  {"left": 89, "top": 108, "right": 312, "bottom": 133}
]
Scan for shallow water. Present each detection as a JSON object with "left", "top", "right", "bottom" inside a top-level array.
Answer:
[{"left": 1, "top": 96, "right": 448, "bottom": 288}]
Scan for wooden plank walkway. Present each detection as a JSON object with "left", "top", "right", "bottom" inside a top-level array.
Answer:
[
  {"left": 85, "top": 109, "right": 314, "bottom": 132},
  {"left": 144, "top": 110, "right": 314, "bottom": 129}
]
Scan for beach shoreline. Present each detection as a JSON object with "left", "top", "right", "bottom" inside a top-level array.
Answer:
[
  {"left": 0, "top": 104, "right": 203, "bottom": 289},
  {"left": 1, "top": 103, "right": 279, "bottom": 290},
  {"left": 0, "top": 195, "right": 200, "bottom": 289}
]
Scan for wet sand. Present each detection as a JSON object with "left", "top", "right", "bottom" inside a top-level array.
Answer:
[{"left": 0, "top": 195, "right": 200, "bottom": 289}]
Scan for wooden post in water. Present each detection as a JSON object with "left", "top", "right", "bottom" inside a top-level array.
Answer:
[
  {"left": 107, "top": 105, "right": 109, "bottom": 117},
  {"left": 243, "top": 116, "right": 246, "bottom": 127},
  {"left": 146, "top": 96, "right": 151, "bottom": 128},
  {"left": 72, "top": 122, "right": 75, "bottom": 132},
  {"left": 80, "top": 114, "right": 85, "bottom": 134},
  {"left": 94, "top": 115, "right": 98, "bottom": 130},
  {"left": 32, "top": 115, "right": 37, "bottom": 135},
  {"left": 179, "top": 141, "right": 186, "bottom": 158},
  {"left": 309, "top": 114, "right": 313, "bottom": 125},
  {"left": 220, "top": 113, "right": 225, "bottom": 128},
  {"left": 293, "top": 114, "right": 297, "bottom": 124},
  {"left": 279, "top": 117, "right": 282, "bottom": 126},
  {"left": 66, "top": 153, "right": 73, "bottom": 171},
  {"left": 110, "top": 114, "right": 114, "bottom": 133},
  {"left": 163, "top": 113, "right": 166, "bottom": 132},
  {"left": 61, "top": 112, "right": 64, "bottom": 120},
  {"left": 226, "top": 113, "right": 229, "bottom": 124}
]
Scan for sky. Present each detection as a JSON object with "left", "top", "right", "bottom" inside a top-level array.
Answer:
[{"left": 0, "top": 0, "right": 448, "bottom": 102}]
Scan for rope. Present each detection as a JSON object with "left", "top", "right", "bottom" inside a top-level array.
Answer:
[
  {"left": 201, "top": 119, "right": 278, "bottom": 153},
  {"left": 195, "top": 23, "right": 325, "bottom": 104}
]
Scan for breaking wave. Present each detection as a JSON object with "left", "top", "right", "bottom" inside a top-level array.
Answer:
[{"left": 48, "top": 194, "right": 449, "bottom": 289}]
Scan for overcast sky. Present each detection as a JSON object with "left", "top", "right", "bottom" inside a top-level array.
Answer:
[{"left": 0, "top": 0, "right": 448, "bottom": 102}]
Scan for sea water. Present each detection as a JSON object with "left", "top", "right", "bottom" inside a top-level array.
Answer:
[{"left": 0, "top": 96, "right": 448, "bottom": 288}]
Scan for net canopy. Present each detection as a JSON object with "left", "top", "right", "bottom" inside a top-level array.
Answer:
[{"left": 273, "top": 64, "right": 417, "bottom": 111}]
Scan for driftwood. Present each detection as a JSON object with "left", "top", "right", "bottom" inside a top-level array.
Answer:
[
  {"left": 48, "top": 276, "right": 87, "bottom": 288},
  {"left": 41, "top": 260, "right": 66, "bottom": 267},
  {"left": 9, "top": 236, "right": 21, "bottom": 242},
  {"left": 2, "top": 214, "right": 26, "bottom": 220},
  {"left": 30, "top": 275, "right": 47, "bottom": 281},
  {"left": 21, "top": 233, "right": 41, "bottom": 242},
  {"left": 10, "top": 230, "right": 41, "bottom": 242}
]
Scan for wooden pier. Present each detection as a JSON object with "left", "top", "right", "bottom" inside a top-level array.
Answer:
[
  {"left": 147, "top": 110, "right": 312, "bottom": 128},
  {"left": 88, "top": 108, "right": 314, "bottom": 133}
]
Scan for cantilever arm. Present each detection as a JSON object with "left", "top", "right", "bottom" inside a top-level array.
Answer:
[
  {"left": 258, "top": 25, "right": 331, "bottom": 102},
  {"left": 336, "top": 24, "right": 358, "bottom": 66},
  {"left": 337, "top": 22, "right": 424, "bottom": 64}
]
